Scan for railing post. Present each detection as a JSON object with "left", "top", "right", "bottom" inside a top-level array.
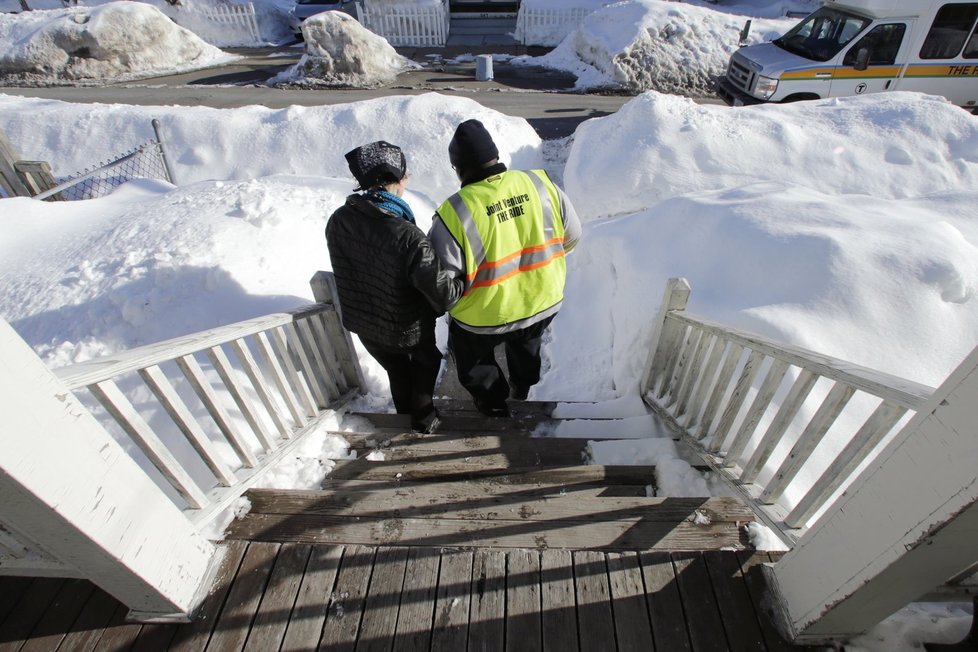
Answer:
[
  {"left": 640, "top": 277, "right": 690, "bottom": 400},
  {"left": 310, "top": 270, "right": 366, "bottom": 392},
  {"left": 763, "top": 343, "right": 978, "bottom": 642},
  {"left": 0, "top": 318, "right": 218, "bottom": 621},
  {"left": 152, "top": 119, "right": 177, "bottom": 185}
]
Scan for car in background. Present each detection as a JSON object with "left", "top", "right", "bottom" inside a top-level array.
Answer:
[{"left": 288, "top": 0, "right": 357, "bottom": 39}]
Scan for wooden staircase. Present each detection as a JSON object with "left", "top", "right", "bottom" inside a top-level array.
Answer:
[{"left": 225, "top": 400, "right": 754, "bottom": 551}]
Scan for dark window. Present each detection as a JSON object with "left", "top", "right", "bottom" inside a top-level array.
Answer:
[
  {"left": 920, "top": 3, "right": 978, "bottom": 59},
  {"left": 774, "top": 7, "right": 871, "bottom": 62},
  {"left": 843, "top": 23, "right": 907, "bottom": 65}
]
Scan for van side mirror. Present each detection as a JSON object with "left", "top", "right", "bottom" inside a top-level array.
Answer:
[
  {"left": 739, "top": 19, "right": 752, "bottom": 46},
  {"left": 854, "top": 47, "right": 871, "bottom": 71}
]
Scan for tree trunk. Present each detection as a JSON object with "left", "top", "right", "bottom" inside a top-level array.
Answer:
[{"left": 19, "top": 0, "right": 31, "bottom": 10}]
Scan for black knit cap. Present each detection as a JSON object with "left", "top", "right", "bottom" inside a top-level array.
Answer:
[
  {"left": 345, "top": 141, "right": 407, "bottom": 191},
  {"left": 448, "top": 119, "right": 499, "bottom": 171}
]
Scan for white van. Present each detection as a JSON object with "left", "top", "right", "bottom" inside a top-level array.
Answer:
[{"left": 717, "top": 0, "right": 978, "bottom": 111}]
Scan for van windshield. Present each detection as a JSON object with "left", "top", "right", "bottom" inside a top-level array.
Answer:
[{"left": 774, "top": 7, "right": 872, "bottom": 62}]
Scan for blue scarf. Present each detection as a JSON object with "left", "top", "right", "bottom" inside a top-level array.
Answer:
[{"left": 366, "top": 190, "right": 415, "bottom": 224}]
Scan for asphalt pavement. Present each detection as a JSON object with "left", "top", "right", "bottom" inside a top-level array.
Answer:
[{"left": 0, "top": 43, "right": 721, "bottom": 139}]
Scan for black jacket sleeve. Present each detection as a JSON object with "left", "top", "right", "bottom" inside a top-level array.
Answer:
[{"left": 405, "top": 232, "right": 465, "bottom": 314}]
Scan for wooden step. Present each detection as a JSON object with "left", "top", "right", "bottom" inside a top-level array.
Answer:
[
  {"left": 227, "top": 490, "right": 752, "bottom": 550},
  {"left": 326, "top": 459, "right": 657, "bottom": 484}
]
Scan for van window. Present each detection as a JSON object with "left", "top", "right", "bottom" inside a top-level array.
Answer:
[
  {"left": 774, "top": 7, "right": 872, "bottom": 62},
  {"left": 920, "top": 3, "right": 978, "bottom": 59},
  {"left": 843, "top": 23, "right": 907, "bottom": 65}
]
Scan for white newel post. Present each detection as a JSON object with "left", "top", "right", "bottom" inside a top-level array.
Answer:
[
  {"left": 763, "top": 344, "right": 978, "bottom": 642},
  {"left": 0, "top": 319, "right": 218, "bottom": 621}
]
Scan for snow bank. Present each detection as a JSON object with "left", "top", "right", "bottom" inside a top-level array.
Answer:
[
  {"left": 527, "top": 0, "right": 795, "bottom": 93},
  {"left": 564, "top": 92, "right": 978, "bottom": 220},
  {"left": 0, "top": 3, "right": 231, "bottom": 81},
  {"left": 0, "top": 93, "right": 543, "bottom": 205},
  {"left": 271, "top": 11, "right": 417, "bottom": 88}
]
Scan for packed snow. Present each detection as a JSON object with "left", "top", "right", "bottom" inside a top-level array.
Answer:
[
  {"left": 0, "top": 2, "right": 233, "bottom": 82},
  {"left": 271, "top": 10, "right": 419, "bottom": 87}
]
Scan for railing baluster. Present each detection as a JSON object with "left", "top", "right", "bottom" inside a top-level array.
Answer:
[
  {"left": 296, "top": 318, "right": 341, "bottom": 401},
  {"left": 685, "top": 335, "right": 726, "bottom": 433},
  {"left": 207, "top": 344, "right": 277, "bottom": 453},
  {"left": 271, "top": 326, "right": 318, "bottom": 418},
  {"left": 785, "top": 401, "right": 907, "bottom": 528},
  {"left": 311, "top": 313, "right": 350, "bottom": 394},
  {"left": 176, "top": 353, "right": 257, "bottom": 469},
  {"left": 760, "top": 381, "right": 857, "bottom": 504},
  {"left": 741, "top": 369, "right": 819, "bottom": 482},
  {"left": 660, "top": 323, "right": 692, "bottom": 404},
  {"left": 230, "top": 338, "right": 291, "bottom": 438},
  {"left": 255, "top": 331, "right": 306, "bottom": 427},
  {"left": 138, "top": 365, "right": 238, "bottom": 488},
  {"left": 88, "top": 379, "right": 209, "bottom": 509},
  {"left": 286, "top": 321, "right": 331, "bottom": 408},
  {"left": 670, "top": 328, "right": 704, "bottom": 409},
  {"left": 723, "top": 358, "right": 791, "bottom": 466},
  {"left": 701, "top": 343, "right": 744, "bottom": 449},
  {"left": 676, "top": 333, "right": 718, "bottom": 425},
  {"left": 709, "top": 349, "right": 765, "bottom": 455}
]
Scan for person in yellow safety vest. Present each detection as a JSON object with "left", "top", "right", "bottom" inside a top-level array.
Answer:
[{"left": 428, "top": 119, "right": 583, "bottom": 418}]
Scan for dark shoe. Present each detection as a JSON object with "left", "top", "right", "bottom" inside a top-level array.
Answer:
[
  {"left": 510, "top": 384, "right": 530, "bottom": 401},
  {"left": 411, "top": 411, "right": 441, "bottom": 434},
  {"left": 473, "top": 396, "right": 511, "bottom": 418}
]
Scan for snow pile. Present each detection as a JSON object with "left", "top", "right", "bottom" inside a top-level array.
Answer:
[
  {"left": 0, "top": 93, "right": 542, "bottom": 204},
  {"left": 564, "top": 92, "right": 978, "bottom": 220},
  {"left": 0, "top": 3, "right": 232, "bottom": 82},
  {"left": 527, "top": 0, "right": 795, "bottom": 93},
  {"left": 271, "top": 11, "right": 418, "bottom": 88}
]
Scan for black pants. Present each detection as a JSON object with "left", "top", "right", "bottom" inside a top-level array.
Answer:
[
  {"left": 449, "top": 315, "right": 555, "bottom": 406},
  {"left": 360, "top": 324, "right": 441, "bottom": 427}
]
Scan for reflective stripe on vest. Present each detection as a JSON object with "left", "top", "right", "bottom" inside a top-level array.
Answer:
[{"left": 437, "top": 170, "right": 567, "bottom": 329}]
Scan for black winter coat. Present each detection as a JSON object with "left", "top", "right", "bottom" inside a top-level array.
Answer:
[{"left": 325, "top": 194, "right": 462, "bottom": 349}]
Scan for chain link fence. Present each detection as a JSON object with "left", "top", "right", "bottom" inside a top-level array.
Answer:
[{"left": 36, "top": 119, "right": 176, "bottom": 202}]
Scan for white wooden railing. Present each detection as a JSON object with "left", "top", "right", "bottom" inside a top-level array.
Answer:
[
  {"left": 52, "top": 272, "right": 363, "bottom": 531},
  {"left": 640, "top": 278, "right": 936, "bottom": 546},
  {"left": 514, "top": 6, "right": 593, "bottom": 46},
  {"left": 356, "top": 1, "right": 449, "bottom": 46}
]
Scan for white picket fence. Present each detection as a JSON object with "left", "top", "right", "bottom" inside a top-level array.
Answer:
[
  {"left": 514, "top": 6, "right": 592, "bottom": 46},
  {"left": 356, "top": 1, "right": 449, "bottom": 46},
  {"left": 167, "top": 2, "right": 264, "bottom": 48},
  {"left": 641, "top": 278, "right": 936, "bottom": 546}
]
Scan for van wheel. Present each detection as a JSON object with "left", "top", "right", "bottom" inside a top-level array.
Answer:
[{"left": 781, "top": 94, "right": 820, "bottom": 103}]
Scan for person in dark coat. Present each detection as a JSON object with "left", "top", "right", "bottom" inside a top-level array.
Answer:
[{"left": 326, "top": 141, "right": 463, "bottom": 433}]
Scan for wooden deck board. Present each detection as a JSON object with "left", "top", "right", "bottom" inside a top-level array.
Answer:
[
  {"left": 279, "top": 544, "right": 343, "bottom": 651},
  {"left": 206, "top": 541, "right": 279, "bottom": 651},
  {"left": 506, "top": 549, "right": 542, "bottom": 652},
  {"left": 228, "top": 512, "right": 746, "bottom": 550},
  {"left": 392, "top": 547, "right": 439, "bottom": 652},
  {"left": 540, "top": 549, "right": 578, "bottom": 652},
  {"left": 326, "top": 460, "right": 657, "bottom": 484},
  {"left": 674, "top": 551, "right": 730, "bottom": 652},
  {"left": 357, "top": 546, "right": 408, "bottom": 652},
  {"left": 320, "top": 544, "right": 374, "bottom": 650},
  {"left": 430, "top": 550, "right": 472, "bottom": 652},
  {"left": 608, "top": 551, "right": 655, "bottom": 651},
  {"left": 242, "top": 542, "right": 310, "bottom": 651},
  {"left": 640, "top": 551, "right": 693, "bottom": 652},
  {"left": 573, "top": 550, "right": 616, "bottom": 652},
  {"left": 469, "top": 549, "right": 506, "bottom": 652}
]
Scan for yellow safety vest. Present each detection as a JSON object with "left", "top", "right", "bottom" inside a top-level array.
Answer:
[{"left": 436, "top": 169, "right": 567, "bottom": 329}]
